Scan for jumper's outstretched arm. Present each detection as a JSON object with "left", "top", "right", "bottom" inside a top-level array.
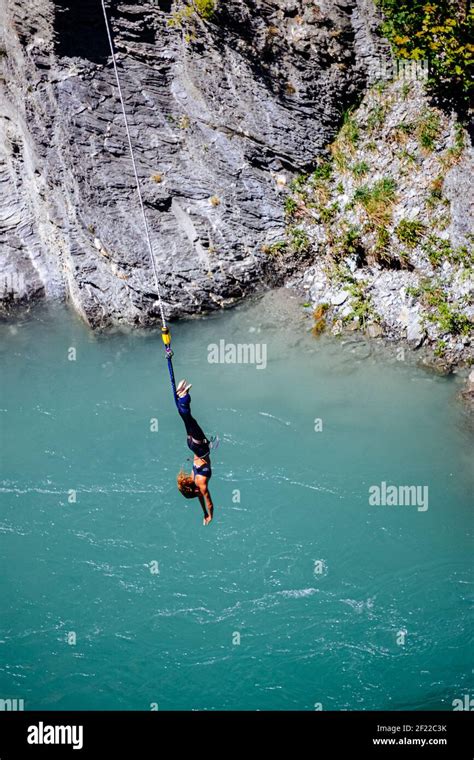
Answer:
[
  {"left": 197, "top": 493, "right": 208, "bottom": 518},
  {"left": 196, "top": 479, "right": 214, "bottom": 516},
  {"left": 197, "top": 483, "right": 214, "bottom": 526}
]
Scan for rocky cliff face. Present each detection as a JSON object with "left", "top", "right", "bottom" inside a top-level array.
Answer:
[
  {"left": 285, "top": 76, "right": 473, "bottom": 369},
  {"left": 1, "top": 0, "right": 380, "bottom": 327}
]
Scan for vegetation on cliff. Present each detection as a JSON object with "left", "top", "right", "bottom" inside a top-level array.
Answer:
[
  {"left": 272, "top": 75, "right": 473, "bottom": 367},
  {"left": 376, "top": 0, "right": 473, "bottom": 114}
]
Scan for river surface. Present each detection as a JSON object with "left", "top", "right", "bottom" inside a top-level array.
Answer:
[{"left": 0, "top": 290, "right": 472, "bottom": 710}]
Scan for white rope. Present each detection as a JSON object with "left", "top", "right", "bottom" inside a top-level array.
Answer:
[{"left": 100, "top": 0, "right": 167, "bottom": 329}]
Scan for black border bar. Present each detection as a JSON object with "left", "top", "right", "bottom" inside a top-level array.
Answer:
[{"left": 0, "top": 710, "right": 472, "bottom": 757}]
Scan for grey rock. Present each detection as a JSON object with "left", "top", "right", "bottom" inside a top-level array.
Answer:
[
  {"left": 0, "top": 0, "right": 374, "bottom": 327},
  {"left": 406, "top": 311, "right": 425, "bottom": 347},
  {"left": 366, "top": 322, "right": 383, "bottom": 338},
  {"left": 444, "top": 153, "right": 474, "bottom": 249},
  {"left": 331, "top": 290, "right": 350, "bottom": 306}
]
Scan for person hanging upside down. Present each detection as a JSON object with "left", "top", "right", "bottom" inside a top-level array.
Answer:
[{"left": 175, "top": 379, "right": 215, "bottom": 526}]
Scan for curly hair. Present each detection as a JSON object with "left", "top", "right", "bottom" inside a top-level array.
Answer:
[{"left": 177, "top": 470, "right": 198, "bottom": 499}]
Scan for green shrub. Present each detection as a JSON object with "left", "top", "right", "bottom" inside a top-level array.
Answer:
[
  {"left": 330, "top": 110, "right": 359, "bottom": 171},
  {"left": 353, "top": 178, "right": 397, "bottom": 225},
  {"left": 318, "top": 202, "right": 339, "bottom": 224},
  {"left": 429, "top": 301, "right": 471, "bottom": 335},
  {"left": 424, "top": 236, "right": 451, "bottom": 266},
  {"left": 288, "top": 227, "right": 310, "bottom": 254},
  {"left": 374, "top": 226, "right": 391, "bottom": 258},
  {"left": 453, "top": 245, "right": 473, "bottom": 268},
  {"left": 395, "top": 219, "right": 425, "bottom": 247},
  {"left": 351, "top": 161, "right": 370, "bottom": 178},
  {"left": 375, "top": 0, "right": 473, "bottom": 112},
  {"left": 336, "top": 225, "right": 362, "bottom": 259},
  {"left": 311, "top": 161, "right": 332, "bottom": 181},
  {"left": 168, "top": 0, "right": 217, "bottom": 28},
  {"left": 416, "top": 279, "right": 472, "bottom": 335},
  {"left": 284, "top": 196, "right": 299, "bottom": 218},
  {"left": 290, "top": 174, "right": 309, "bottom": 193},
  {"left": 393, "top": 121, "right": 414, "bottom": 141},
  {"left": 168, "top": 3, "right": 193, "bottom": 27},
  {"left": 398, "top": 149, "right": 416, "bottom": 164},
  {"left": 441, "top": 123, "right": 466, "bottom": 169},
  {"left": 416, "top": 109, "right": 441, "bottom": 152},
  {"left": 194, "top": 0, "right": 217, "bottom": 18},
  {"left": 262, "top": 241, "right": 287, "bottom": 256},
  {"left": 344, "top": 280, "right": 377, "bottom": 328},
  {"left": 422, "top": 234, "right": 474, "bottom": 268},
  {"left": 426, "top": 175, "right": 444, "bottom": 207},
  {"left": 341, "top": 110, "right": 359, "bottom": 147},
  {"left": 367, "top": 104, "right": 386, "bottom": 132}
]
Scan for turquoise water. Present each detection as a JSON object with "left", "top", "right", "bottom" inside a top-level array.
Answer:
[{"left": 0, "top": 290, "right": 472, "bottom": 711}]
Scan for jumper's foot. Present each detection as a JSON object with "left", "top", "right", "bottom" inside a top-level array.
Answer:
[{"left": 176, "top": 379, "right": 192, "bottom": 397}]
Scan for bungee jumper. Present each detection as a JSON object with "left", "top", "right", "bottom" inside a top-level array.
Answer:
[
  {"left": 175, "top": 379, "right": 215, "bottom": 525},
  {"left": 163, "top": 329, "right": 216, "bottom": 525},
  {"left": 101, "top": 1, "right": 216, "bottom": 525}
]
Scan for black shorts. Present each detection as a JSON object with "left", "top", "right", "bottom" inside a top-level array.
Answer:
[{"left": 187, "top": 435, "right": 210, "bottom": 459}]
